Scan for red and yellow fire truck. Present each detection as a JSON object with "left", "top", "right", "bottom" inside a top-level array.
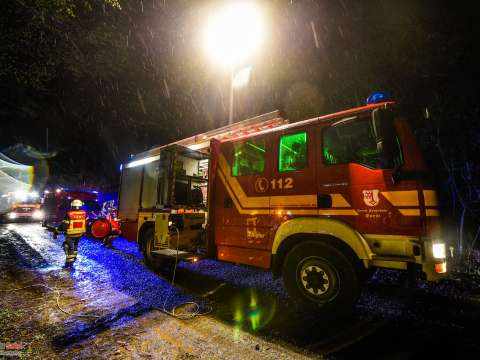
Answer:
[{"left": 118, "top": 98, "right": 447, "bottom": 310}]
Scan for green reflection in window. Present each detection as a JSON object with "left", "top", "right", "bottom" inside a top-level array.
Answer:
[
  {"left": 278, "top": 132, "right": 308, "bottom": 172},
  {"left": 232, "top": 137, "right": 265, "bottom": 176}
]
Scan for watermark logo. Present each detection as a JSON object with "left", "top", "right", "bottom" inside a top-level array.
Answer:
[{"left": 0, "top": 342, "right": 24, "bottom": 357}]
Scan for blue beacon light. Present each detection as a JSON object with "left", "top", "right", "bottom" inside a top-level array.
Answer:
[{"left": 366, "top": 91, "right": 392, "bottom": 104}]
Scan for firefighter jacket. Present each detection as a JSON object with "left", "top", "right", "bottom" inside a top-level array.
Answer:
[{"left": 60, "top": 210, "right": 87, "bottom": 237}]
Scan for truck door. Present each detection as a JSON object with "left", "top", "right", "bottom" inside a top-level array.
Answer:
[
  {"left": 269, "top": 127, "right": 317, "bottom": 244},
  {"left": 212, "top": 134, "right": 272, "bottom": 268},
  {"left": 319, "top": 109, "right": 422, "bottom": 243}
]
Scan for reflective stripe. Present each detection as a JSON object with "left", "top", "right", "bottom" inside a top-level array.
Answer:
[
  {"left": 423, "top": 190, "right": 438, "bottom": 207},
  {"left": 331, "top": 194, "right": 351, "bottom": 207},
  {"left": 382, "top": 191, "right": 419, "bottom": 207},
  {"left": 398, "top": 209, "right": 421, "bottom": 216},
  {"left": 426, "top": 209, "right": 440, "bottom": 217},
  {"left": 217, "top": 153, "right": 358, "bottom": 216},
  {"left": 318, "top": 209, "right": 359, "bottom": 216}
]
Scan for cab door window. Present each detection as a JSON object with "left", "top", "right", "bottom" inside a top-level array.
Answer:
[
  {"left": 232, "top": 137, "right": 266, "bottom": 176},
  {"left": 278, "top": 131, "right": 308, "bottom": 172},
  {"left": 322, "top": 117, "right": 403, "bottom": 169}
]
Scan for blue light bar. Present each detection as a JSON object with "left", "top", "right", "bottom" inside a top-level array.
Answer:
[
  {"left": 61, "top": 188, "right": 100, "bottom": 195},
  {"left": 366, "top": 91, "right": 392, "bottom": 104}
]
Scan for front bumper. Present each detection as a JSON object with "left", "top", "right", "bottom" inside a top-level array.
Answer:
[{"left": 6, "top": 213, "right": 36, "bottom": 222}]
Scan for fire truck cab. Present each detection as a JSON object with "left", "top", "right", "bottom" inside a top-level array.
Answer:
[{"left": 118, "top": 101, "right": 447, "bottom": 310}]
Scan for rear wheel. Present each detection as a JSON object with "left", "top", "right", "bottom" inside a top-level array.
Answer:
[
  {"left": 141, "top": 227, "right": 173, "bottom": 271},
  {"left": 282, "top": 241, "right": 361, "bottom": 312}
]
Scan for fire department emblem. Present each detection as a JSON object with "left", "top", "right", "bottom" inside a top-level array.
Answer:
[{"left": 363, "top": 189, "right": 380, "bottom": 207}]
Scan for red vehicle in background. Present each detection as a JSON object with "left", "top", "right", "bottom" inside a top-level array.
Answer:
[
  {"left": 41, "top": 188, "right": 99, "bottom": 227},
  {"left": 42, "top": 188, "right": 120, "bottom": 243}
]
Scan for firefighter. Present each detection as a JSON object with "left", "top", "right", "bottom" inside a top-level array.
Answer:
[{"left": 56, "top": 199, "right": 87, "bottom": 268}]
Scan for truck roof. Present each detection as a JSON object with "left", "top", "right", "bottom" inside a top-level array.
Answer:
[
  {"left": 125, "top": 101, "right": 395, "bottom": 164},
  {"left": 128, "top": 110, "right": 287, "bottom": 161},
  {"left": 220, "top": 101, "right": 396, "bottom": 144},
  {"left": 49, "top": 189, "right": 98, "bottom": 201}
]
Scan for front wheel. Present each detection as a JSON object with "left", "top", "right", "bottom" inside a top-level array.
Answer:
[{"left": 282, "top": 241, "right": 361, "bottom": 312}]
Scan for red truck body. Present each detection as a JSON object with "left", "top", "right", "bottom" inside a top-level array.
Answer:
[{"left": 42, "top": 189, "right": 98, "bottom": 226}]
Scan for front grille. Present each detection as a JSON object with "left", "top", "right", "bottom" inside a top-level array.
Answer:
[{"left": 16, "top": 208, "right": 34, "bottom": 213}]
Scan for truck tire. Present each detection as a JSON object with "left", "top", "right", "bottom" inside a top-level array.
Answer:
[
  {"left": 141, "top": 227, "right": 161, "bottom": 271},
  {"left": 282, "top": 241, "right": 361, "bottom": 312},
  {"left": 141, "top": 227, "right": 173, "bottom": 272}
]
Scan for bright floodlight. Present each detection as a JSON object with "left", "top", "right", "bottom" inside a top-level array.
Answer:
[{"left": 204, "top": 2, "right": 264, "bottom": 67}]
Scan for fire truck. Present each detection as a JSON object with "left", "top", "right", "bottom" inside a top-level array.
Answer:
[
  {"left": 3, "top": 191, "right": 43, "bottom": 222},
  {"left": 41, "top": 188, "right": 99, "bottom": 227},
  {"left": 118, "top": 97, "right": 447, "bottom": 310}
]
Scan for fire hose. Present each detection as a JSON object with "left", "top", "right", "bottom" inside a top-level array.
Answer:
[
  {"left": 1, "top": 227, "right": 218, "bottom": 321},
  {"left": 156, "top": 226, "right": 213, "bottom": 319},
  {"left": 0, "top": 283, "right": 101, "bottom": 319}
]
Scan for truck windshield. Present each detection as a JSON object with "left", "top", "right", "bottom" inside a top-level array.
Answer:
[
  {"left": 14, "top": 200, "right": 40, "bottom": 205},
  {"left": 322, "top": 114, "right": 403, "bottom": 169}
]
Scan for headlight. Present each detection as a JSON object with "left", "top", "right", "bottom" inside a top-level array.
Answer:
[
  {"left": 32, "top": 210, "right": 44, "bottom": 219},
  {"left": 8, "top": 212, "right": 17, "bottom": 219},
  {"left": 432, "top": 243, "right": 446, "bottom": 259}
]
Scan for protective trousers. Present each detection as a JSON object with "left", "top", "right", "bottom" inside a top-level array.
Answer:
[{"left": 63, "top": 236, "right": 80, "bottom": 266}]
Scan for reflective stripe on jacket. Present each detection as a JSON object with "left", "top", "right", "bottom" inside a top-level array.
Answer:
[{"left": 65, "top": 210, "right": 87, "bottom": 236}]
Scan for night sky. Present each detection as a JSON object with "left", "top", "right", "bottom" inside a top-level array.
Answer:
[{"left": 1, "top": 1, "right": 478, "bottom": 192}]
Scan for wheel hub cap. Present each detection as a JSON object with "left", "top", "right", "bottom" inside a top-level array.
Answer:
[{"left": 301, "top": 265, "right": 330, "bottom": 296}]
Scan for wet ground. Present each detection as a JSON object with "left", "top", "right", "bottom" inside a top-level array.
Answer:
[{"left": 1, "top": 223, "right": 480, "bottom": 359}]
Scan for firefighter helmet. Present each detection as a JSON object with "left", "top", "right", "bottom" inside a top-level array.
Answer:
[{"left": 71, "top": 199, "right": 83, "bottom": 208}]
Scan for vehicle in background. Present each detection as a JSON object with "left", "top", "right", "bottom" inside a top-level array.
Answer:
[
  {"left": 2, "top": 191, "right": 43, "bottom": 222},
  {"left": 89, "top": 200, "right": 121, "bottom": 243},
  {"left": 41, "top": 188, "right": 100, "bottom": 227},
  {"left": 117, "top": 96, "right": 447, "bottom": 312}
]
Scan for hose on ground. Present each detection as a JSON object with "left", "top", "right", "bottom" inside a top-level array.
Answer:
[
  {"left": 156, "top": 226, "right": 213, "bottom": 319},
  {"left": 0, "top": 283, "right": 100, "bottom": 319}
]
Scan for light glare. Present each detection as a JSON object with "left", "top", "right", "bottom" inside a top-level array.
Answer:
[
  {"left": 125, "top": 155, "right": 160, "bottom": 169},
  {"left": 32, "top": 210, "right": 44, "bottom": 219},
  {"left": 204, "top": 2, "right": 264, "bottom": 67},
  {"left": 432, "top": 243, "right": 446, "bottom": 259},
  {"left": 232, "top": 66, "right": 252, "bottom": 88}
]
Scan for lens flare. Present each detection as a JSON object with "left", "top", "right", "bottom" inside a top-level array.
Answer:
[
  {"left": 232, "top": 290, "right": 277, "bottom": 334},
  {"left": 0, "top": 152, "right": 34, "bottom": 213}
]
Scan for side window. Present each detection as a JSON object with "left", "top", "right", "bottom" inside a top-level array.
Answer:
[
  {"left": 322, "top": 118, "right": 402, "bottom": 169},
  {"left": 232, "top": 137, "right": 265, "bottom": 176},
  {"left": 278, "top": 131, "right": 308, "bottom": 172}
]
